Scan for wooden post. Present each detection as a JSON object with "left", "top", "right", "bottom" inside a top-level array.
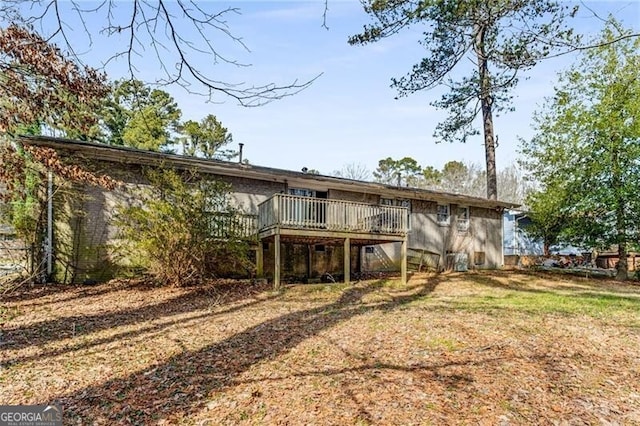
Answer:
[
  {"left": 344, "top": 237, "right": 350, "bottom": 285},
  {"left": 307, "top": 244, "right": 313, "bottom": 282},
  {"left": 274, "top": 194, "right": 280, "bottom": 223},
  {"left": 256, "top": 243, "right": 264, "bottom": 278},
  {"left": 401, "top": 236, "right": 407, "bottom": 285},
  {"left": 274, "top": 233, "right": 281, "bottom": 289}
]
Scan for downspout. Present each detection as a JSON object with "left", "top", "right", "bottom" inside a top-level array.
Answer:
[{"left": 46, "top": 170, "right": 53, "bottom": 280}]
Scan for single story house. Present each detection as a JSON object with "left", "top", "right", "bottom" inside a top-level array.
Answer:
[
  {"left": 502, "top": 209, "right": 588, "bottom": 267},
  {"left": 19, "top": 136, "right": 518, "bottom": 285}
]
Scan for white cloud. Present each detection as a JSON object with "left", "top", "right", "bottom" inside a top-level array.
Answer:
[{"left": 245, "top": 3, "right": 326, "bottom": 21}]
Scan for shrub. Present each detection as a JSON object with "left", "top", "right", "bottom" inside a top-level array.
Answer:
[{"left": 114, "top": 167, "right": 251, "bottom": 286}]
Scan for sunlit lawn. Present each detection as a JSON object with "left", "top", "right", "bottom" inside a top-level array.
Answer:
[{"left": 1, "top": 271, "right": 639, "bottom": 425}]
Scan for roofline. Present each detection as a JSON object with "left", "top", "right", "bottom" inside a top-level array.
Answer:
[{"left": 17, "top": 135, "right": 520, "bottom": 210}]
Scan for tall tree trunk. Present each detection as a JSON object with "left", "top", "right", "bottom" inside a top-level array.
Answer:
[
  {"left": 614, "top": 185, "right": 629, "bottom": 281},
  {"left": 612, "top": 142, "right": 628, "bottom": 280},
  {"left": 616, "top": 241, "right": 628, "bottom": 281},
  {"left": 475, "top": 24, "right": 498, "bottom": 200}
]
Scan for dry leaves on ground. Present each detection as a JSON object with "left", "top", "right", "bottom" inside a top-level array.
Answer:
[{"left": 1, "top": 272, "right": 639, "bottom": 425}]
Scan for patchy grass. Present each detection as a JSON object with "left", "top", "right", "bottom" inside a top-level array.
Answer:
[
  {"left": 1, "top": 271, "right": 639, "bottom": 425},
  {"left": 431, "top": 273, "right": 640, "bottom": 325}
]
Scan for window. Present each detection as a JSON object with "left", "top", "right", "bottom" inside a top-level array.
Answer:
[
  {"left": 315, "top": 244, "right": 325, "bottom": 252},
  {"left": 474, "top": 251, "right": 486, "bottom": 266},
  {"left": 365, "top": 246, "right": 375, "bottom": 254},
  {"left": 380, "top": 198, "right": 394, "bottom": 206},
  {"left": 457, "top": 206, "right": 470, "bottom": 232},
  {"left": 289, "top": 188, "right": 314, "bottom": 197},
  {"left": 381, "top": 198, "right": 410, "bottom": 209},
  {"left": 437, "top": 204, "right": 450, "bottom": 225},
  {"left": 287, "top": 188, "right": 318, "bottom": 224}
]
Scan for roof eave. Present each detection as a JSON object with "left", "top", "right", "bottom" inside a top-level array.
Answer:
[{"left": 17, "top": 135, "right": 520, "bottom": 210}]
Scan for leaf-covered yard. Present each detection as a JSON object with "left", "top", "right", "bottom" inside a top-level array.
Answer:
[{"left": 1, "top": 272, "right": 639, "bottom": 425}]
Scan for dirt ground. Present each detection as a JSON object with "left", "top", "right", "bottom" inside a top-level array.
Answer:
[{"left": 1, "top": 271, "right": 639, "bottom": 425}]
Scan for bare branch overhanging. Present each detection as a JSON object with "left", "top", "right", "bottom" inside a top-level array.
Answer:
[{"left": 0, "top": 0, "right": 319, "bottom": 106}]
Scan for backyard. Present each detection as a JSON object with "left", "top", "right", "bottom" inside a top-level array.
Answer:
[{"left": 1, "top": 271, "right": 639, "bottom": 425}]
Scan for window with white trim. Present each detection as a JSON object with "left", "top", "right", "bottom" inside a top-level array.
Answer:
[
  {"left": 437, "top": 204, "right": 450, "bottom": 225},
  {"left": 457, "top": 206, "right": 470, "bottom": 232}
]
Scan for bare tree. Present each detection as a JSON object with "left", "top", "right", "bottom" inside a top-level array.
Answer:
[
  {"left": 1, "top": 1, "right": 318, "bottom": 106},
  {"left": 416, "top": 160, "right": 529, "bottom": 203},
  {"left": 497, "top": 165, "right": 533, "bottom": 206},
  {"left": 332, "top": 162, "right": 372, "bottom": 181}
]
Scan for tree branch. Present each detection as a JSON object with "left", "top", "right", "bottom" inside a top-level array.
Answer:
[{"left": 2, "top": 0, "right": 318, "bottom": 105}]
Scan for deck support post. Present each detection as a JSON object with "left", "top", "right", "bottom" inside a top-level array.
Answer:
[
  {"left": 274, "top": 233, "right": 281, "bottom": 290},
  {"left": 256, "top": 242, "right": 264, "bottom": 278},
  {"left": 344, "top": 237, "right": 351, "bottom": 285},
  {"left": 401, "top": 235, "right": 407, "bottom": 285},
  {"left": 307, "top": 244, "right": 313, "bottom": 282}
]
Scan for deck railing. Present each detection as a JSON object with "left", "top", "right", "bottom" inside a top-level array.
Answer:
[
  {"left": 258, "top": 194, "right": 408, "bottom": 234},
  {"left": 209, "top": 213, "right": 258, "bottom": 240}
]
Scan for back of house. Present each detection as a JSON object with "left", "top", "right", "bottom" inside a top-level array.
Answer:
[{"left": 17, "top": 136, "right": 517, "bottom": 284}]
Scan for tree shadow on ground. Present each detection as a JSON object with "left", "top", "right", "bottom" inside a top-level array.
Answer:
[
  {"left": 498, "top": 270, "right": 640, "bottom": 293},
  {"left": 1, "top": 281, "right": 130, "bottom": 306},
  {"left": 468, "top": 273, "right": 587, "bottom": 294},
  {"left": 467, "top": 271, "right": 640, "bottom": 295},
  {"left": 226, "top": 341, "right": 598, "bottom": 425},
  {"left": 1, "top": 281, "right": 273, "bottom": 353},
  {"left": 46, "top": 276, "right": 442, "bottom": 424},
  {"left": 3, "top": 295, "right": 280, "bottom": 366}
]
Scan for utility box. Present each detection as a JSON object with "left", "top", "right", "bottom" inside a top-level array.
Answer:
[
  {"left": 445, "top": 252, "right": 469, "bottom": 272},
  {"left": 454, "top": 252, "right": 469, "bottom": 272}
]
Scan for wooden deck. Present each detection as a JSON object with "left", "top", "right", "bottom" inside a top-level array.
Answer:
[
  {"left": 258, "top": 194, "right": 408, "bottom": 239},
  {"left": 256, "top": 194, "right": 409, "bottom": 288}
]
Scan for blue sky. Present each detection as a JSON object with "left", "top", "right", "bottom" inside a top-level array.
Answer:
[{"left": 22, "top": 1, "right": 640, "bottom": 175}]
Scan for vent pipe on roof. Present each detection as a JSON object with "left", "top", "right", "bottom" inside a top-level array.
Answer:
[{"left": 238, "top": 143, "right": 244, "bottom": 163}]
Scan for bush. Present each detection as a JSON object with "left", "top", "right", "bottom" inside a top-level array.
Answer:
[{"left": 114, "top": 167, "right": 251, "bottom": 286}]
